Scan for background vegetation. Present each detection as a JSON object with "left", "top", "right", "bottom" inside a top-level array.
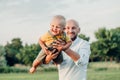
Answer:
[{"left": 0, "top": 27, "right": 120, "bottom": 80}]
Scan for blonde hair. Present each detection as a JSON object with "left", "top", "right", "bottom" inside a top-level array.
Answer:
[{"left": 52, "top": 15, "right": 66, "bottom": 27}]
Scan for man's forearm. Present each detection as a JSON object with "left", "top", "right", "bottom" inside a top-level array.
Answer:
[
  {"left": 64, "top": 48, "right": 80, "bottom": 61},
  {"left": 63, "top": 41, "right": 72, "bottom": 51}
]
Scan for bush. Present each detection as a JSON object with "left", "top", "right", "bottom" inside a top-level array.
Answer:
[
  {"left": 43, "top": 67, "right": 57, "bottom": 72},
  {"left": 0, "top": 67, "right": 28, "bottom": 73},
  {"left": 94, "top": 67, "right": 108, "bottom": 71}
]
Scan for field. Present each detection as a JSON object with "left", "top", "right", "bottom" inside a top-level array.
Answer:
[{"left": 0, "top": 62, "right": 120, "bottom": 80}]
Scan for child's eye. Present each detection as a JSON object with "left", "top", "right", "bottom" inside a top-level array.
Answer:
[{"left": 51, "top": 25, "right": 54, "bottom": 27}]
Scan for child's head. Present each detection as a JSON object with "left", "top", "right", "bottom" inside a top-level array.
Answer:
[{"left": 50, "top": 15, "right": 66, "bottom": 36}]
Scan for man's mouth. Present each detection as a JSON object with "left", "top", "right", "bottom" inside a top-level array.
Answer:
[{"left": 68, "top": 32, "right": 75, "bottom": 35}]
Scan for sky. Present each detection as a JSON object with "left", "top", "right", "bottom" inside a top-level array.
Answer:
[{"left": 0, "top": 0, "right": 120, "bottom": 45}]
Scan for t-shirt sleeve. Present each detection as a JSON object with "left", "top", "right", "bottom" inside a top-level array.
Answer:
[
  {"left": 40, "top": 32, "right": 49, "bottom": 42},
  {"left": 74, "top": 41, "right": 91, "bottom": 67}
]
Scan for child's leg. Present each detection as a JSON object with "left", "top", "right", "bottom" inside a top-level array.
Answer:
[
  {"left": 35, "top": 49, "right": 46, "bottom": 62},
  {"left": 29, "top": 50, "right": 46, "bottom": 73}
]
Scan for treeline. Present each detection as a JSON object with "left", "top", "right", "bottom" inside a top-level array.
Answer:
[{"left": 0, "top": 27, "right": 120, "bottom": 67}]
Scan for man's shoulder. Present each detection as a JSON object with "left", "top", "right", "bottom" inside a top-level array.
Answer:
[{"left": 78, "top": 37, "right": 90, "bottom": 46}]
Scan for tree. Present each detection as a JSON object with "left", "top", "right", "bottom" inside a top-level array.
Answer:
[
  {"left": 16, "top": 43, "right": 41, "bottom": 65},
  {"left": 78, "top": 34, "right": 90, "bottom": 41},
  {"left": 91, "top": 27, "right": 120, "bottom": 62},
  {"left": 4, "top": 38, "right": 23, "bottom": 66},
  {"left": 0, "top": 45, "right": 7, "bottom": 66},
  {"left": 110, "top": 27, "right": 120, "bottom": 62}
]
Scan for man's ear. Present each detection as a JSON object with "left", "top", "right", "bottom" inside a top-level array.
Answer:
[{"left": 77, "top": 27, "right": 80, "bottom": 33}]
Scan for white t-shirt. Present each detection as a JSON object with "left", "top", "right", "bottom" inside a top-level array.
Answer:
[{"left": 57, "top": 37, "right": 91, "bottom": 80}]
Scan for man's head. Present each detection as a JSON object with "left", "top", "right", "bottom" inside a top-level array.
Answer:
[
  {"left": 65, "top": 19, "right": 80, "bottom": 41},
  {"left": 50, "top": 15, "right": 66, "bottom": 36}
]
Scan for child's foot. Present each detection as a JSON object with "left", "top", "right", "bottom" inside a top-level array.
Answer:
[{"left": 29, "top": 67, "right": 36, "bottom": 73}]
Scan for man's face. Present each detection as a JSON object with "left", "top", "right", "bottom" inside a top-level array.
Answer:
[{"left": 65, "top": 21, "right": 80, "bottom": 40}]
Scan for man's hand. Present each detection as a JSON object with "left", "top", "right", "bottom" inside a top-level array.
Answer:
[
  {"left": 53, "top": 40, "right": 72, "bottom": 51},
  {"left": 44, "top": 50, "right": 60, "bottom": 64}
]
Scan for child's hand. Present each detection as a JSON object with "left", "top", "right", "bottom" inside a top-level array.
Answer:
[{"left": 29, "top": 67, "right": 36, "bottom": 73}]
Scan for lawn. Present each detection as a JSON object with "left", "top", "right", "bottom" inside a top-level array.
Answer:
[
  {"left": 0, "top": 72, "right": 58, "bottom": 80},
  {"left": 0, "top": 69, "right": 120, "bottom": 80},
  {"left": 87, "top": 69, "right": 120, "bottom": 80},
  {"left": 0, "top": 62, "right": 120, "bottom": 80}
]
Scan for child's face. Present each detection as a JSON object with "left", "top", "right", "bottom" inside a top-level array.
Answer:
[{"left": 50, "top": 19, "right": 64, "bottom": 36}]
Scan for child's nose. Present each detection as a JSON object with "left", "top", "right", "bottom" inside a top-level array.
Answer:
[{"left": 53, "top": 26, "right": 57, "bottom": 30}]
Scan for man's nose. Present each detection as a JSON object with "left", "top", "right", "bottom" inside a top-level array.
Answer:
[{"left": 69, "top": 28, "right": 73, "bottom": 32}]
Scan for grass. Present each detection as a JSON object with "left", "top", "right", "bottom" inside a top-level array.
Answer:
[
  {"left": 0, "top": 62, "right": 120, "bottom": 80},
  {"left": 0, "top": 70, "right": 120, "bottom": 80},
  {"left": 87, "top": 69, "right": 120, "bottom": 80},
  {"left": 0, "top": 72, "right": 58, "bottom": 80}
]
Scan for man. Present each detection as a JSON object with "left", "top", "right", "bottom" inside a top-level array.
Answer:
[{"left": 45, "top": 19, "right": 91, "bottom": 80}]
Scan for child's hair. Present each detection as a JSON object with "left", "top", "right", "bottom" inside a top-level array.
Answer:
[{"left": 51, "top": 15, "right": 66, "bottom": 27}]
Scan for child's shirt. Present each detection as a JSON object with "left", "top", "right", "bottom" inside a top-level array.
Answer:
[{"left": 40, "top": 31, "right": 70, "bottom": 46}]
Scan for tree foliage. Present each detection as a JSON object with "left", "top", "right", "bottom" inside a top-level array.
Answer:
[
  {"left": 0, "top": 45, "right": 7, "bottom": 66},
  {"left": 4, "top": 38, "right": 23, "bottom": 66},
  {"left": 91, "top": 27, "right": 120, "bottom": 62},
  {"left": 78, "top": 34, "right": 90, "bottom": 41},
  {"left": 16, "top": 43, "right": 41, "bottom": 65}
]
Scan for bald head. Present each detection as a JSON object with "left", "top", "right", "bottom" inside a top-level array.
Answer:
[
  {"left": 66, "top": 19, "right": 79, "bottom": 28},
  {"left": 51, "top": 15, "right": 66, "bottom": 27}
]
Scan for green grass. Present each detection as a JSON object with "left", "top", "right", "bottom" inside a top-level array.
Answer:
[
  {"left": 0, "top": 62, "right": 120, "bottom": 80},
  {"left": 87, "top": 69, "right": 120, "bottom": 80},
  {"left": 0, "top": 70, "right": 120, "bottom": 80},
  {"left": 0, "top": 72, "right": 58, "bottom": 80}
]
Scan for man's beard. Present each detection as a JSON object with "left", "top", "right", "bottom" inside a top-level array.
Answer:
[{"left": 71, "top": 35, "right": 77, "bottom": 41}]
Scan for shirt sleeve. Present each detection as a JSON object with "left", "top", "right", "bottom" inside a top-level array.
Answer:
[
  {"left": 74, "top": 41, "right": 91, "bottom": 67},
  {"left": 40, "top": 32, "right": 48, "bottom": 41}
]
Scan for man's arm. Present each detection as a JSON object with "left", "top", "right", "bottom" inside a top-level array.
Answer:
[
  {"left": 64, "top": 48, "right": 80, "bottom": 61},
  {"left": 64, "top": 41, "right": 91, "bottom": 66}
]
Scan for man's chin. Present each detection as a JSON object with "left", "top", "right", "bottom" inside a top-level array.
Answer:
[{"left": 71, "top": 36, "right": 77, "bottom": 41}]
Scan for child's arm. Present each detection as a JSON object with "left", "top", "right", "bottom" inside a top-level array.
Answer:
[{"left": 39, "top": 38, "right": 49, "bottom": 55}]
